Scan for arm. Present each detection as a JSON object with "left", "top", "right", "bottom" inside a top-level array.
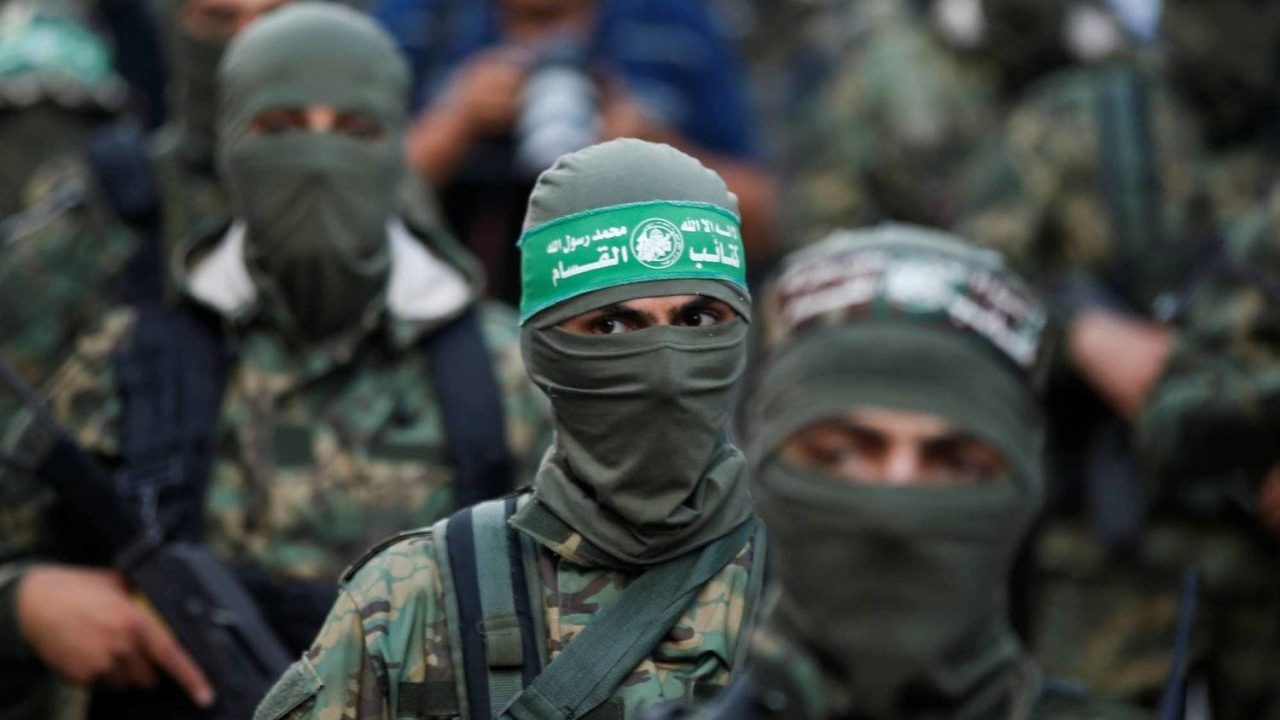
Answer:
[
  {"left": 258, "top": 534, "right": 454, "bottom": 720},
  {"left": 1067, "top": 309, "right": 1173, "bottom": 419},
  {"left": 406, "top": 49, "right": 528, "bottom": 187}
]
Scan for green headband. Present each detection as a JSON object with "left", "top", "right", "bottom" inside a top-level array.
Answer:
[{"left": 518, "top": 200, "right": 747, "bottom": 323}]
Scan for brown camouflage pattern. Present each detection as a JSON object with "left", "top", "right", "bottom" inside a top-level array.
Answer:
[{"left": 260, "top": 509, "right": 757, "bottom": 720}]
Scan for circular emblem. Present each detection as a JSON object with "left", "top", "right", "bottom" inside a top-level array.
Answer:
[
  {"left": 629, "top": 218, "right": 685, "bottom": 269},
  {"left": 882, "top": 259, "right": 961, "bottom": 312}
]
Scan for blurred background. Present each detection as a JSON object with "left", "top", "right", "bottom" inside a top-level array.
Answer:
[{"left": 2, "top": 1, "right": 1279, "bottom": 718}]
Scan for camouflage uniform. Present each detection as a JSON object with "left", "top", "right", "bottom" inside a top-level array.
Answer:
[
  {"left": 791, "top": 0, "right": 1004, "bottom": 244},
  {"left": 789, "top": 0, "right": 1081, "bottom": 248},
  {"left": 957, "top": 60, "right": 1278, "bottom": 717},
  {"left": 258, "top": 495, "right": 760, "bottom": 720},
  {"left": 1130, "top": 195, "right": 1280, "bottom": 720},
  {"left": 0, "top": 213, "right": 552, "bottom": 718}
]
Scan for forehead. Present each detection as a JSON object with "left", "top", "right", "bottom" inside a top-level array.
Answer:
[{"left": 823, "top": 408, "right": 959, "bottom": 438}]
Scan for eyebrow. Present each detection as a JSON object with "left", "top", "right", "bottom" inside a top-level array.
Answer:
[
  {"left": 671, "top": 296, "right": 721, "bottom": 318},
  {"left": 588, "top": 303, "right": 654, "bottom": 325}
]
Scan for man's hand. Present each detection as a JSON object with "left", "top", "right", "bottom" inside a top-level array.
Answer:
[
  {"left": 449, "top": 50, "right": 527, "bottom": 137},
  {"left": 16, "top": 565, "right": 214, "bottom": 708},
  {"left": 1259, "top": 464, "right": 1280, "bottom": 536}
]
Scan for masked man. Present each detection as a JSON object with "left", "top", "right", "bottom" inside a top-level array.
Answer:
[
  {"left": 255, "top": 138, "right": 768, "bottom": 720},
  {"left": 0, "top": 5, "right": 548, "bottom": 718},
  {"left": 652, "top": 225, "right": 1143, "bottom": 719}
]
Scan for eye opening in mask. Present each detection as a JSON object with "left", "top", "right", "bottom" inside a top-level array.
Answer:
[
  {"left": 181, "top": 0, "right": 294, "bottom": 41},
  {"left": 777, "top": 407, "right": 1010, "bottom": 487},
  {"left": 555, "top": 294, "right": 740, "bottom": 335},
  {"left": 246, "top": 105, "right": 385, "bottom": 140}
]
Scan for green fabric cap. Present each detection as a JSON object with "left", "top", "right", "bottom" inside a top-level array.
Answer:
[
  {"left": 518, "top": 200, "right": 746, "bottom": 322},
  {"left": 518, "top": 138, "right": 748, "bottom": 324},
  {"left": 217, "top": 2, "right": 409, "bottom": 145},
  {"left": 761, "top": 223, "right": 1049, "bottom": 383}
]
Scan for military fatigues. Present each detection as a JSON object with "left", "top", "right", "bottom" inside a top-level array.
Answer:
[
  {"left": 957, "top": 59, "right": 1277, "bottom": 715},
  {"left": 260, "top": 495, "right": 761, "bottom": 720},
  {"left": 791, "top": 0, "right": 1003, "bottom": 244},
  {"left": 1131, "top": 198, "right": 1280, "bottom": 720},
  {"left": 0, "top": 215, "right": 552, "bottom": 716}
]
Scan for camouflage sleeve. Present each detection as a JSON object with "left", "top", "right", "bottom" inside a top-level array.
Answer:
[
  {"left": 479, "top": 302, "right": 553, "bottom": 488},
  {"left": 0, "top": 309, "right": 132, "bottom": 663},
  {"left": 1137, "top": 221, "right": 1280, "bottom": 489},
  {"left": 257, "top": 531, "right": 456, "bottom": 720}
]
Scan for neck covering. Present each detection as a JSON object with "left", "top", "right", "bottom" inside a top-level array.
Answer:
[
  {"left": 746, "top": 225, "right": 1050, "bottom": 719},
  {"left": 215, "top": 3, "right": 409, "bottom": 342},
  {"left": 512, "top": 140, "right": 754, "bottom": 567}
]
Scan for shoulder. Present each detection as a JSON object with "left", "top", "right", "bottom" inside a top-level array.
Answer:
[{"left": 341, "top": 526, "right": 442, "bottom": 591}]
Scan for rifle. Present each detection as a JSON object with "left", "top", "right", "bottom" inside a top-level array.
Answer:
[{"left": 0, "top": 355, "right": 292, "bottom": 720}]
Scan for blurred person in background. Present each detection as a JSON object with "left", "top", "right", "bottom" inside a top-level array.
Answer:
[
  {"left": 0, "top": 4, "right": 549, "bottom": 718},
  {"left": 957, "top": 0, "right": 1280, "bottom": 714},
  {"left": 648, "top": 226, "right": 1142, "bottom": 720},
  {"left": 790, "top": 0, "right": 1086, "bottom": 247},
  {"left": 0, "top": 0, "right": 127, "bottom": 217},
  {"left": 256, "top": 138, "right": 765, "bottom": 720},
  {"left": 1, "top": 0, "right": 348, "bottom": 433},
  {"left": 1134, "top": 181, "right": 1280, "bottom": 720},
  {"left": 372, "top": 0, "right": 777, "bottom": 302}
]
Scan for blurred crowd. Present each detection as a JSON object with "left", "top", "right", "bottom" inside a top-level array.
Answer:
[{"left": 1, "top": 1, "right": 1277, "bottom": 719}]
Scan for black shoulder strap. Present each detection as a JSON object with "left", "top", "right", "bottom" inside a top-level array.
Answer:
[
  {"left": 114, "top": 302, "right": 232, "bottom": 542},
  {"left": 86, "top": 120, "right": 166, "bottom": 306},
  {"left": 422, "top": 307, "right": 514, "bottom": 508}
]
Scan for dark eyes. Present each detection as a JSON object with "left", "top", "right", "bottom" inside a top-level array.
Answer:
[
  {"left": 675, "top": 306, "right": 724, "bottom": 328},
  {"left": 249, "top": 110, "right": 383, "bottom": 140},
  {"left": 586, "top": 306, "right": 726, "bottom": 334},
  {"left": 590, "top": 317, "right": 631, "bottom": 335}
]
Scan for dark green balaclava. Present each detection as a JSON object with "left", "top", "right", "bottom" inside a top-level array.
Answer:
[
  {"left": 216, "top": 3, "right": 408, "bottom": 342},
  {"left": 158, "top": 0, "right": 359, "bottom": 167},
  {"left": 746, "top": 225, "right": 1051, "bottom": 719},
  {"left": 514, "top": 139, "right": 754, "bottom": 567}
]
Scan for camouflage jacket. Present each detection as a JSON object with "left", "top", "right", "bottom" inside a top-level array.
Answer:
[
  {"left": 0, "top": 122, "right": 224, "bottom": 421},
  {"left": 256, "top": 495, "right": 762, "bottom": 720},
  {"left": 791, "top": 0, "right": 1004, "bottom": 245},
  {"left": 0, "top": 218, "right": 552, "bottom": 717},
  {"left": 957, "top": 61, "right": 1210, "bottom": 315},
  {"left": 1137, "top": 191, "right": 1280, "bottom": 501}
]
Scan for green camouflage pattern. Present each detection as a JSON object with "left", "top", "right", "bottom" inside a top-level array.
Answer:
[
  {"left": 956, "top": 61, "right": 1208, "bottom": 313},
  {"left": 2, "top": 288, "right": 550, "bottom": 582},
  {"left": 956, "top": 61, "right": 1280, "bottom": 718},
  {"left": 1, "top": 121, "right": 224, "bottom": 426},
  {"left": 259, "top": 505, "right": 756, "bottom": 719},
  {"left": 791, "top": 0, "right": 1003, "bottom": 245},
  {"left": 0, "top": 214, "right": 551, "bottom": 719},
  {"left": 1121, "top": 190, "right": 1280, "bottom": 719}
]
